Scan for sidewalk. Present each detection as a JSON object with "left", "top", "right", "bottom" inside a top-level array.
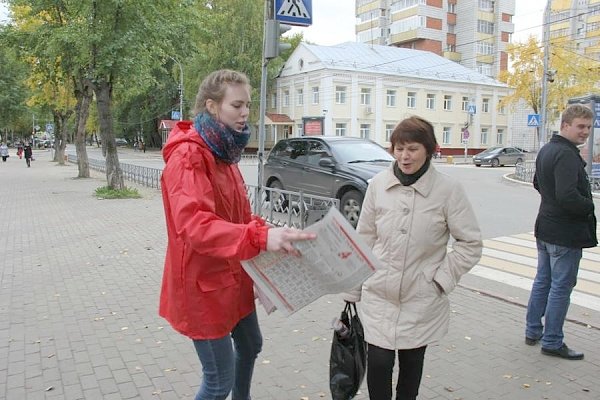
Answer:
[{"left": 1, "top": 150, "right": 599, "bottom": 400}]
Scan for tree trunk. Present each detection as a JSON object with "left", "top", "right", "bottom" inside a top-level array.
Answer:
[
  {"left": 94, "top": 80, "right": 124, "bottom": 190},
  {"left": 52, "top": 111, "right": 72, "bottom": 165},
  {"left": 74, "top": 77, "right": 93, "bottom": 178}
]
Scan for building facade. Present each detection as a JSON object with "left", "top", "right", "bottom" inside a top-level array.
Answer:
[
  {"left": 266, "top": 42, "right": 513, "bottom": 155},
  {"left": 355, "top": 0, "right": 515, "bottom": 78},
  {"left": 548, "top": 0, "right": 600, "bottom": 61}
]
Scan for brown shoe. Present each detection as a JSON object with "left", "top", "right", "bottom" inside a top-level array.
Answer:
[{"left": 541, "top": 344, "right": 584, "bottom": 360}]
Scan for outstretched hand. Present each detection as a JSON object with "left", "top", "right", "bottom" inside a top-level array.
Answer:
[{"left": 266, "top": 227, "right": 317, "bottom": 257}]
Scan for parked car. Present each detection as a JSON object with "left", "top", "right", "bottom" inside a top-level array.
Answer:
[
  {"left": 472, "top": 146, "right": 525, "bottom": 167},
  {"left": 264, "top": 136, "right": 394, "bottom": 227},
  {"left": 115, "top": 138, "right": 128, "bottom": 146}
]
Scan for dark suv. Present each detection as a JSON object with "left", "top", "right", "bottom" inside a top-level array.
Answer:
[{"left": 264, "top": 136, "right": 394, "bottom": 227}]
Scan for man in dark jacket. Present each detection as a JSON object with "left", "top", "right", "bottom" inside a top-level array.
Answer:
[{"left": 525, "top": 104, "right": 596, "bottom": 360}]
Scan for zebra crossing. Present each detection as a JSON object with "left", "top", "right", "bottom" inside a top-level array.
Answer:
[{"left": 470, "top": 231, "right": 600, "bottom": 312}]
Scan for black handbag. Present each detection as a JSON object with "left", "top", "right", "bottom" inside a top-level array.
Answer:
[{"left": 329, "top": 302, "right": 367, "bottom": 400}]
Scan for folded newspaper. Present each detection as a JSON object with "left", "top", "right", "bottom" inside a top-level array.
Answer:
[{"left": 243, "top": 207, "right": 379, "bottom": 316}]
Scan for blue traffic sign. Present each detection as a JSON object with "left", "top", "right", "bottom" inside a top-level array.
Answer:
[
  {"left": 275, "top": 0, "right": 312, "bottom": 27},
  {"left": 527, "top": 114, "right": 540, "bottom": 127},
  {"left": 595, "top": 118, "right": 600, "bottom": 128},
  {"left": 467, "top": 104, "right": 476, "bottom": 115}
]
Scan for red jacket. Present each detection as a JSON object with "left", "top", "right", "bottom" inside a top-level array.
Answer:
[{"left": 159, "top": 121, "right": 269, "bottom": 339}]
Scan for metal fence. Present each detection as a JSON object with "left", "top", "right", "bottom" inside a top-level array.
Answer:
[
  {"left": 68, "top": 154, "right": 338, "bottom": 228},
  {"left": 514, "top": 160, "right": 536, "bottom": 183}
]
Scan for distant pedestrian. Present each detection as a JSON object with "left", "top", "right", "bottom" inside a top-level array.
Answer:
[
  {"left": 23, "top": 142, "right": 33, "bottom": 167},
  {"left": 159, "top": 69, "right": 317, "bottom": 400},
  {"left": 0, "top": 142, "right": 9, "bottom": 162},
  {"left": 141, "top": 140, "right": 146, "bottom": 153},
  {"left": 525, "top": 104, "right": 596, "bottom": 360},
  {"left": 16, "top": 142, "right": 23, "bottom": 159},
  {"left": 343, "top": 116, "right": 482, "bottom": 400}
]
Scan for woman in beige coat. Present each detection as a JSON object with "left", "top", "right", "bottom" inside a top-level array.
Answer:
[{"left": 345, "top": 116, "right": 482, "bottom": 400}]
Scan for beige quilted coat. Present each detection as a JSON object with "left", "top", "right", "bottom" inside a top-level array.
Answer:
[{"left": 347, "top": 163, "right": 482, "bottom": 350}]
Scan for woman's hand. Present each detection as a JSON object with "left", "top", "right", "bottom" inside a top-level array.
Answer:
[{"left": 266, "top": 227, "right": 317, "bottom": 257}]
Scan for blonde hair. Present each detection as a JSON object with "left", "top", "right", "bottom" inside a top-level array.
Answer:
[{"left": 192, "top": 69, "right": 250, "bottom": 117}]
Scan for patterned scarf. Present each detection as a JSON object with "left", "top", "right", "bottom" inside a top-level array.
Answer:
[{"left": 194, "top": 112, "right": 250, "bottom": 164}]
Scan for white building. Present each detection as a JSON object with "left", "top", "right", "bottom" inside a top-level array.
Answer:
[{"left": 266, "top": 41, "right": 514, "bottom": 155}]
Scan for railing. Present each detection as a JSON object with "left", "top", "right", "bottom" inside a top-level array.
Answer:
[
  {"left": 68, "top": 154, "right": 338, "bottom": 228},
  {"left": 514, "top": 160, "right": 535, "bottom": 183}
]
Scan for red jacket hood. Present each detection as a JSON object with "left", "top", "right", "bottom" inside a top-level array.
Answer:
[{"left": 162, "top": 121, "right": 201, "bottom": 163}]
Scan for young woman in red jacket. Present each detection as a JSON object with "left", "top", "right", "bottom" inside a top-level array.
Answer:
[{"left": 160, "top": 69, "right": 315, "bottom": 400}]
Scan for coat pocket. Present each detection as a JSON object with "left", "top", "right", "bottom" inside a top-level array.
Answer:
[{"left": 197, "top": 271, "right": 237, "bottom": 292}]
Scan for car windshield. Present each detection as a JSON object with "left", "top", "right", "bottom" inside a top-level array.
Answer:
[
  {"left": 331, "top": 141, "right": 394, "bottom": 164},
  {"left": 480, "top": 146, "right": 502, "bottom": 155}
]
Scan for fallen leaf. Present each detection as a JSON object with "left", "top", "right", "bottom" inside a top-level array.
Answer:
[
  {"left": 164, "top": 368, "right": 177, "bottom": 372},
  {"left": 582, "top": 388, "right": 590, "bottom": 392},
  {"left": 503, "top": 375, "right": 512, "bottom": 379},
  {"left": 47, "top": 353, "right": 55, "bottom": 358},
  {"left": 121, "top": 327, "right": 128, "bottom": 331},
  {"left": 45, "top": 386, "right": 54, "bottom": 392},
  {"left": 444, "top": 386, "right": 455, "bottom": 392},
  {"left": 464, "top": 336, "right": 471, "bottom": 341},
  {"left": 522, "top": 384, "right": 530, "bottom": 388},
  {"left": 311, "top": 336, "right": 320, "bottom": 341},
  {"left": 262, "top": 360, "right": 271, "bottom": 364}
]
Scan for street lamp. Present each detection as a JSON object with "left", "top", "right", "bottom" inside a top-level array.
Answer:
[{"left": 170, "top": 57, "right": 184, "bottom": 121}]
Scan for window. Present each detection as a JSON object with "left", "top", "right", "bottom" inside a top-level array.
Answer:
[
  {"left": 477, "top": 41, "right": 494, "bottom": 55},
  {"left": 391, "top": 1, "right": 427, "bottom": 14},
  {"left": 407, "top": 92, "right": 416, "bottom": 108},
  {"left": 283, "top": 90, "right": 290, "bottom": 107},
  {"left": 442, "top": 127, "right": 451, "bottom": 144},
  {"left": 426, "top": 94, "right": 435, "bottom": 110},
  {"left": 480, "top": 128, "right": 488, "bottom": 145},
  {"left": 477, "top": 20, "right": 494, "bottom": 34},
  {"left": 477, "top": 63, "right": 493, "bottom": 76},
  {"left": 335, "top": 123, "right": 347, "bottom": 136},
  {"left": 312, "top": 87, "right": 319, "bottom": 104},
  {"left": 443, "top": 95, "right": 452, "bottom": 111},
  {"left": 271, "top": 93, "right": 277, "bottom": 108},
  {"left": 448, "top": 3, "right": 456, "bottom": 13},
  {"left": 482, "top": 98, "right": 490, "bottom": 113},
  {"left": 390, "top": 15, "right": 426, "bottom": 34},
  {"left": 360, "top": 124, "right": 371, "bottom": 139},
  {"left": 336, "top": 86, "right": 347, "bottom": 104},
  {"left": 386, "top": 90, "right": 397, "bottom": 107},
  {"left": 461, "top": 96, "right": 469, "bottom": 111},
  {"left": 498, "top": 98, "right": 506, "bottom": 114},
  {"left": 360, "top": 88, "right": 372, "bottom": 105},
  {"left": 497, "top": 128, "right": 504, "bottom": 145},
  {"left": 385, "top": 124, "right": 395, "bottom": 141},
  {"left": 478, "top": 0, "right": 494, "bottom": 11},
  {"left": 297, "top": 89, "right": 303, "bottom": 106}
]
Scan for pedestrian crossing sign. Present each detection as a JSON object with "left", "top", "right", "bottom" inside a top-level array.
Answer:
[
  {"left": 275, "top": 0, "right": 312, "bottom": 27},
  {"left": 467, "top": 104, "right": 476, "bottom": 115},
  {"left": 595, "top": 118, "right": 600, "bottom": 128},
  {"left": 527, "top": 114, "right": 540, "bottom": 127}
]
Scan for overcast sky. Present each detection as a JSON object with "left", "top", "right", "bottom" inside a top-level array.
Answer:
[{"left": 0, "top": 1, "right": 547, "bottom": 43}]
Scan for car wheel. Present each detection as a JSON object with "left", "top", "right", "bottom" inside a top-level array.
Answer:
[
  {"left": 267, "top": 180, "right": 288, "bottom": 211},
  {"left": 491, "top": 158, "right": 499, "bottom": 167},
  {"left": 340, "top": 190, "right": 363, "bottom": 228},
  {"left": 475, "top": 164, "right": 481, "bottom": 167}
]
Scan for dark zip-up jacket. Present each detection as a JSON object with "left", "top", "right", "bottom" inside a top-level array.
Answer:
[{"left": 534, "top": 134, "right": 597, "bottom": 248}]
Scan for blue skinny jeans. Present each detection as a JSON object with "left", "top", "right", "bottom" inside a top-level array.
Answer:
[{"left": 192, "top": 311, "right": 262, "bottom": 400}]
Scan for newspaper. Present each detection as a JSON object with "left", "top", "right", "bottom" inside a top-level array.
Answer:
[{"left": 242, "top": 207, "right": 379, "bottom": 316}]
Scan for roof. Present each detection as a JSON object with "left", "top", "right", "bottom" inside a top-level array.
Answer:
[
  {"left": 266, "top": 113, "right": 294, "bottom": 123},
  {"left": 297, "top": 42, "right": 503, "bottom": 86}
]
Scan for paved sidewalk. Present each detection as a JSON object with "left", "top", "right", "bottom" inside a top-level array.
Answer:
[{"left": 1, "top": 150, "right": 599, "bottom": 400}]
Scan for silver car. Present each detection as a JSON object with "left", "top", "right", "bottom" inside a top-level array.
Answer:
[{"left": 472, "top": 146, "right": 525, "bottom": 167}]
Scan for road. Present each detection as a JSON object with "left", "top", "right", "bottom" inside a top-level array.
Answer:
[{"left": 79, "top": 146, "right": 600, "bottom": 318}]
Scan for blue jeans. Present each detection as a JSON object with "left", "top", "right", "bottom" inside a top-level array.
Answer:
[
  {"left": 192, "top": 311, "right": 262, "bottom": 400},
  {"left": 525, "top": 239, "right": 582, "bottom": 349}
]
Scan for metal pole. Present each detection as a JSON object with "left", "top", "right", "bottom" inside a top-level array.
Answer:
[
  {"left": 256, "top": 0, "right": 271, "bottom": 215},
  {"left": 170, "top": 57, "right": 184, "bottom": 121},
  {"left": 540, "top": 0, "right": 551, "bottom": 148}
]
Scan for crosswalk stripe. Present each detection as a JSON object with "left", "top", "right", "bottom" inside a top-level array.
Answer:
[{"left": 469, "top": 232, "right": 600, "bottom": 311}]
